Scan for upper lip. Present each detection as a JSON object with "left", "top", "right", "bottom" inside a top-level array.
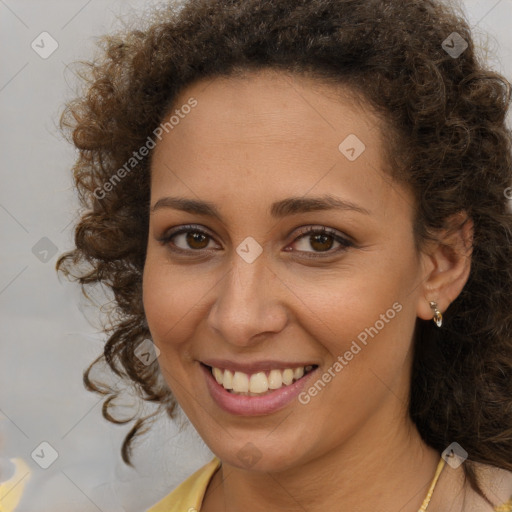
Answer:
[{"left": 201, "top": 359, "right": 318, "bottom": 374}]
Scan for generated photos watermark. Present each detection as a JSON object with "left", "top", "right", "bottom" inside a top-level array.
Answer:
[
  {"left": 298, "top": 301, "right": 403, "bottom": 404},
  {"left": 93, "top": 97, "right": 198, "bottom": 200}
]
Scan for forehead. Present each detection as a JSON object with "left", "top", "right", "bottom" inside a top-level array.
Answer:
[
  {"left": 161, "top": 69, "right": 382, "bottom": 146},
  {"left": 149, "top": 69, "right": 410, "bottom": 222}
]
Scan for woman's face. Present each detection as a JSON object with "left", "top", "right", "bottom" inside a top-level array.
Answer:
[{"left": 143, "top": 69, "right": 431, "bottom": 472}]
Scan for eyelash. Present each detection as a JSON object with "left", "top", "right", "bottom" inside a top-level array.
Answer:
[{"left": 157, "top": 224, "right": 354, "bottom": 259}]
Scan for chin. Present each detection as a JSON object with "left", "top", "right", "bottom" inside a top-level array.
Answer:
[{"left": 212, "top": 438, "right": 307, "bottom": 473}]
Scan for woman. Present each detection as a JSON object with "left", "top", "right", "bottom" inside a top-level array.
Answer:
[{"left": 56, "top": 0, "right": 512, "bottom": 510}]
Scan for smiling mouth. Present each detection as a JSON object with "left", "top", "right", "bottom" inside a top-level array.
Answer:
[{"left": 202, "top": 363, "right": 318, "bottom": 396}]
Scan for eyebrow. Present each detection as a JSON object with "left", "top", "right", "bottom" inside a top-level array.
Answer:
[{"left": 151, "top": 195, "right": 371, "bottom": 220}]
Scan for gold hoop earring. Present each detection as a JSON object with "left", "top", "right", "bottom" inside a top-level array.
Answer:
[{"left": 429, "top": 301, "right": 443, "bottom": 328}]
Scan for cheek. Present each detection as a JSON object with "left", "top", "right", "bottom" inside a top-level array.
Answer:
[
  {"left": 141, "top": 254, "right": 207, "bottom": 397},
  {"left": 142, "top": 252, "right": 204, "bottom": 352},
  {"left": 285, "top": 252, "right": 418, "bottom": 372},
  {"left": 289, "top": 273, "right": 416, "bottom": 436}
]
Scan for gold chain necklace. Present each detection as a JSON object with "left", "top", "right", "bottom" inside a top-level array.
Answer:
[{"left": 417, "top": 456, "right": 446, "bottom": 511}]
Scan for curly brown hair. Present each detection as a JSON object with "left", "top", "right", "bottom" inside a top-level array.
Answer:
[{"left": 56, "top": 0, "right": 512, "bottom": 505}]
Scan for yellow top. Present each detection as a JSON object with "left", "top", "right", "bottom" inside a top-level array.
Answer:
[
  {"left": 146, "top": 456, "right": 512, "bottom": 512},
  {"left": 0, "top": 458, "right": 31, "bottom": 512},
  {"left": 147, "top": 457, "right": 221, "bottom": 512}
]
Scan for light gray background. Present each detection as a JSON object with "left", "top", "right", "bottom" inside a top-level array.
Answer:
[{"left": 1, "top": 1, "right": 511, "bottom": 511}]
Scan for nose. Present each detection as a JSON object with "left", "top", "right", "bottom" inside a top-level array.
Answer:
[{"left": 206, "top": 248, "right": 289, "bottom": 348}]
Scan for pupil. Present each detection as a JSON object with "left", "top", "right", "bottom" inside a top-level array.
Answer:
[
  {"left": 311, "top": 234, "right": 332, "bottom": 251},
  {"left": 187, "top": 232, "right": 207, "bottom": 249}
]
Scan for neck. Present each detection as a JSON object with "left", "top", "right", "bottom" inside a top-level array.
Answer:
[{"left": 204, "top": 407, "right": 442, "bottom": 512}]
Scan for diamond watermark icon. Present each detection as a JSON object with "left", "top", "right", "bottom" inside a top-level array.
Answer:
[
  {"left": 134, "top": 338, "right": 160, "bottom": 365},
  {"left": 31, "top": 441, "right": 59, "bottom": 469},
  {"left": 442, "top": 442, "right": 468, "bottom": 469},
  {"left": 32, "top": 237, "right": 58, "bottom": 263},
  {"left": 236, "top": 236, "right": 263, "bottom": 264},
  {"left": 31, "top": 32, "right": 59, "bottom": 59},
  {"left": 236, "top": 442, "right": 262, "bottom": 468},
  {"left": 442, "top": 32, "right": 468, "bottom": 59},
  {"left": 338, "top": 134, "right": 366, "bottom": 162}
]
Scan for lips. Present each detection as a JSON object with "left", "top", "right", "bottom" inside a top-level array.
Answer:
[{"left": 200, "top": 360, "right": 319, "bottom": 415}]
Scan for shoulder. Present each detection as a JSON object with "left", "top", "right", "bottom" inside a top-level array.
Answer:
[
  {"left": 472, "top": 461, "right": 512, "bottom": 511},
  {"left": 145, "top": 457, "right": 221, "bottom": 512}
]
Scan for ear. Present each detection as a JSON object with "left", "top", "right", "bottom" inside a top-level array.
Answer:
[{"left": 416, "top": 211, "right": 474, "bottom": 322}]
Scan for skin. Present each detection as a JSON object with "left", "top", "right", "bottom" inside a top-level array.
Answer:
[{"left": 141, "top": 69, "right": 492, "bottom": 511}]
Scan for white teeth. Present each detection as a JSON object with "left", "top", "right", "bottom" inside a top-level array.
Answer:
[
  {"left": 210, "top": 365, "right": 314, "bottom": 395},
  {"left": 213, "top": 367, "right": 223, "bottom": 385},
  {"left": 249, "top": 372, "right": 268, "bottom": 393},
  {"left": 282, "top": 368, "right": 294, "bottom": 385},
  {"left": 223, "top": 369, "right": 233, "bottom": 389},
  {"left": 232, "top": 371, "right": 249, "bottom": 393},
  {"left": 268, "top": 369, "right": 282, "bottom": 389}
]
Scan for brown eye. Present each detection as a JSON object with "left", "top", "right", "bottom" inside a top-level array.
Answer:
[
  {"left": 182, "top": 231, "right": 210, "bottom": 250},
  {"left": 289, "top": 226, "right": 353, "bottom": 256},
  {"left": 159, "top": 225, "right": 218, "bottom": 253},
  {"left": 309, "top": 233, "right": 334, "bottom": 252}
]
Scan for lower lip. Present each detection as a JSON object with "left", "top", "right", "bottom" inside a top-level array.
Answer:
[{"left": 201, "top": 364, "right": 317, "bottom": 416}]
